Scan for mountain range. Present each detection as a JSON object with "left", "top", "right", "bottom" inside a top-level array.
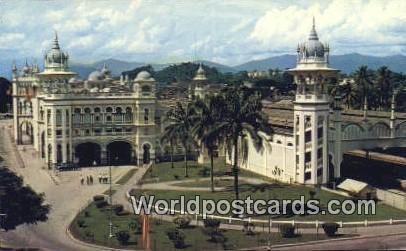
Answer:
[{"left": 1, "top": 54, "right": 405, "bottom": 80}]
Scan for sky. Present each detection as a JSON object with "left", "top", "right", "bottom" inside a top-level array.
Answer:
[{"left": 0, "top": 0, "right": 405, "bottom": 66}]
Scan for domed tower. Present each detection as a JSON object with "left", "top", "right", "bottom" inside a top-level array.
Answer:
[
  {"left": 133, "top": 70, "right": 157, "bottom": 164},
  {"left": 287, "top": 18, "right": 339, "bottom": 185},
  {"left": 44, "top": 32, "right": 70, "bottom": 73},
  {"left": 191, "top": 63, "right": 208, "bottom": 99}
]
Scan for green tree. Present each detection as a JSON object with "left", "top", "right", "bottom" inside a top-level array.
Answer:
[
  {"left": 216, "top": 87, "right": 271, "bottom": 200},
  {"left": 192, "top": 95, "right": 226, "bottom": 192},
  {"left": 0, "top": 167, "right": 50, "bottom": 230},
  {"left": 164, "top": 102, "right": 197, "bottom": 177},
  {"left": 354, "top": 65, "right": 373, "bottom": 109},
  {"left": 375, "top": 66, "right": 392, "bottom": 109}
]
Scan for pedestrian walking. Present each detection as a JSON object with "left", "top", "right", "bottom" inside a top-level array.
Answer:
[
  {"left": 80, "top": 177, "right": 84, "bottom": 185},
  {"left": 89, "top": 175, "right": 93, "bottom": 185},
  {"left": 86, "top": 176, "right": 89, "bottom": 185},
  {"left": 98, "top": 174, "right": 102, "bottom": 183}
]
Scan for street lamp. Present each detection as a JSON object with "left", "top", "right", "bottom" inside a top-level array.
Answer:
[{"left": 108, "top": 155, "right": 119, "bottom": 239}]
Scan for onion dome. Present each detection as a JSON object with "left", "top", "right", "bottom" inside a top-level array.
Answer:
[
  {"left": 298, "top": 17, "right": 327, "bottom": 60},
  {"left": 193, "top": 63, "right": 207, "bottom": 81},
  {"left": 135, "top": 71, "right": 154, "bottom": 81},
  {"left": 88, "top": 70, "right": 104, "bottom": 81},
  {"left": 44, "top": 32, "right": 70, "bottom": 72}
]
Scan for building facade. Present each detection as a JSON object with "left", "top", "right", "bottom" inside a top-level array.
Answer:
[
  {"left": 233, "top": 19, "right": 406, "bottom": 185},
  {"left": 12, "top": 34, "right": 157, "bottom": 168}
]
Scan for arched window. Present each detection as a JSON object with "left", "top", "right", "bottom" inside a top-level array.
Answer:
[
  {"left": 56, "top": 110, "right": 62, "bottom": 126},
  {"left": 84, "top": 107, "right": 91, "bottom": 113},
  {"left": 94, "top": 107, "right": 101, "bottom": 113},
  {"left": 141, "top": 85, "right": 151, "bottom": 93},
  {"left": 126, "top": 107, "right": 132, "bottom": 113},
  {"left": 116, "top": 107, "right": 122, "bottom": 114},
  {"left": 106, "top": 107, "right": 113, "bottom": 113},
  {"left": 74, "top": 108, "right": 81, "bottom": 113},
  {"left": 144, "top": 108, "right": 149, "bottom": 124}
]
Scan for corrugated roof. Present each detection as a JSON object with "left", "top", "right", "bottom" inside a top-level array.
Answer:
[{"left": 337, "top": 178, "right": 370, "bottom": 194}]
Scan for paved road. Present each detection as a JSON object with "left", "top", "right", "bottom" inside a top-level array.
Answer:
[
  {"left": 0, "top": 120, "right": 141, "bottom": 250},
  {"left": 269, "top": 233, "right": 406, "bottom": 250}
]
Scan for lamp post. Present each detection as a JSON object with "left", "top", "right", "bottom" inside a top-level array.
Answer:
[{"left": 108, "top": 155, "right": 118, "bottom": 239}]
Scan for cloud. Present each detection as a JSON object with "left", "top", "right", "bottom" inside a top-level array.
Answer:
[{"left": 0, "top": 0, "right": 404, "bottom": 65}]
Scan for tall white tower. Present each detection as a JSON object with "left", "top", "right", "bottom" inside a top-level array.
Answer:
[{"left": 288, "top": 18, "right": 339, "bottom": 185}]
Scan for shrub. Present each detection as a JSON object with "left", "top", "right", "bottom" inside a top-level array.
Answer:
[
  {"left": 112, "top": 204, "right": 124, "bottom": 215},
  {"left": 84, "top": 230, "right": 94, "bottom": 240},
  {"left": 93, "top": 195, "right": 105, "bottom": 202},
  {"left": 77, "top": 219, "right": 85, "bottom": 228},
  {"left": 116, "top": 230, "right": 130, "bottom": 245},
  {"left": 174, "top": 175, "right": 179, "bottom": 180},
  {"left": 279, "top": 225, "right": 295, "bottom": 238},
  {"left": 173, "top": 216, "right": 191, "bottom": 229},
  {"left": 203, "top": 219, "right": 221, "bottom": 229},
  {"left": 84, "top": 211, "right": 90, "bottom": 217},
  {"left": 128, "top": 219, "right": 142, "bottom": 234},
  {"left": 166, "top": 228, "right": 186, "bottom": 249},
  {"left": 95, "top": 200, "right": 108, "bottom": 208},
  {"left": 321, "top": 223, "right": 339, "bottom": 237},
  {"left": 198, "top": 167, "right": 210, "bottom": 177},
  {"left": 243, "top": 222, "right": 255, "bottom": 236},
  {"left": 309, "top": 190, "right": 316, "bottom": 199}
]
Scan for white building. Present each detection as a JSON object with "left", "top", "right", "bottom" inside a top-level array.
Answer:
[
  {"left": 233, "top": 19, "right": 406, "bottom": 185},
  {"left": 12, "top": 34, "right": 157, "bottom": 169}
]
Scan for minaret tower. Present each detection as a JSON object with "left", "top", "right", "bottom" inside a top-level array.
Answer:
[
  {"left": 288, "top": 18, "right": 339, "bottom": 184},
  {"left": 191, "top": 63, "right": 208, "bottom": 99}
]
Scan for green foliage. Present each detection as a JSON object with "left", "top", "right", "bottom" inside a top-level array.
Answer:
[
  {"left": 0, "top": 167, "right": 50, "bottom": 230},
  {"left": 0, "top": 77, "right": 12, "bottom": 113},
  {"left": 203, "top": 219, "right": 221, "bottom": 229},
  {"left": 279, "top": 225, "right": 296, "bottom": 238},
  {"left": 95, "top": 200, "right": 108, "bottom": 208},
  {"left": 112, "top": 204, "right": 124, "bottom": 215},
  {"left": 166, "top": 228, "right": 186, "bottom": 249},
  {"left": 173, "top": 215, "right": 191, "bottom": 229},
  {"left": 77, "top": 219, "right": 86, "bottom": 228},
  {"left": 93, "top": 195, "right": 105, "bottom": 202},
  {"left": 116, "top": 230, "right": 130, "bottom": 245},
  {"left": 321, "top": 223, "right": 340, "bottom": 236},
  {"left": 128, "top": 219, "right": 142, "bottom": 234}
]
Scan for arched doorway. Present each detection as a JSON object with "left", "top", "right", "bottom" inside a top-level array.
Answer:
[
  {"left": 56, "top": 144, "right": 62, "bottom": 164},
  {"left": 107, "top": 141, "right": 133, "bottom": 165},
  {"left": 143, "top": 144, "right": 151, "bottom": 164},
  {"left": 75, "top": 142, "right": 101, "bottom": 167},
  {"left": 19, "top": 121, "right": 33, "bottom": 145}
]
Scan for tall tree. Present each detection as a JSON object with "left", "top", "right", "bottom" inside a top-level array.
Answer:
[
  {"left": 376, "top": 66, "right": 391, "bottom": 109},
  {"left": 216, "top": 87, "right": 271, "bottom": 200},
  {"left": 164, "top": 102, "right": 196, "bottom": 177},
  {"left": 192, "top": 95, "right": 226, "bottom": 192},
  {"left": 0, "top": 167, "right": 50, "bottom": 230},
  {"left": 354, "top": 65, "right": 373, "bottom": 109}
]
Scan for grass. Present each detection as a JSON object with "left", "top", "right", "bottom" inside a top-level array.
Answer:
[
  {"left": 70, "top": 202, "right": 347, "bottom": 250},
  {"left": 131, "top": 186, "right": 406, "bottom": 222},
  {"left": 179, "top": 178, "right": 250, "bottom": 188},
  {"left": 143, "top": 157, "right": 266, "bottom": 184},
  {"left": 116, "top": 168, "right": 137, "bottom": 185}
]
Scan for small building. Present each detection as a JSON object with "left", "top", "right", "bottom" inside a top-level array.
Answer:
[{"left": 337, "top": 179, "right": 375, "bottom": 199}]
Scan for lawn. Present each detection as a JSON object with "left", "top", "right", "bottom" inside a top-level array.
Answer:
[
  {"left": 131, "top": 186, "right": 406, "bottom": 222},
  {"left": 143, "top": 157, "right": 267, "bottom": 184},
  {"left": 70, "top": 202, "right": 346, "bottom": 250},
  {"left": 178, "top": 178, "right": 250, "bottom": 188}
]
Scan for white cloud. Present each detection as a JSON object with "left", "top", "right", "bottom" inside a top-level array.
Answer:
[{"left": 0, "top": 0, "right": 404, "bottom": 65}]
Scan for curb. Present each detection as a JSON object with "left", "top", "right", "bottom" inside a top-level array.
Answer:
[{"left": 243, "top": 231, "right": 406, "bottom": 250}]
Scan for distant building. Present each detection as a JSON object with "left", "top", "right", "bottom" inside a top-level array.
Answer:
[{"left": 12, "top": 33, "right": 157, "bottom": 168}]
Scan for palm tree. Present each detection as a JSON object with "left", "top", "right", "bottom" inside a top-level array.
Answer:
[
  {"left": 216, "top": 87, "right": 271, "bottom": 200},
  {"left": 192, "top": 95, "right": 225, "bottom": 192},
  {"left": 161, "top": 125, "right": 178, "bottom": 169},
  {"left": 354, "top": 65, "right": 372, "bottom": 109},
  {"left": 164, "top": 102, "right": 196, "bottom": 177},
  {"left": 376, "top": 66, "right": 391, "bottom": 109},
  {"left": 341, "top": 82, "right": 358, "bottom": 109}
]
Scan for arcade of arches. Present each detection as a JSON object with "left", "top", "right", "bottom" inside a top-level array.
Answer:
[{"left": 72, "top": 141, "right": 152, "bottom": 167}]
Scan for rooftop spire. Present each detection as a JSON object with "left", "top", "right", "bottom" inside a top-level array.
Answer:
[
  {"left": 53, "top": 30, "right": 60, "bottom": 49},
  {"left": 309, "top": 16, "right": 319, "bottom": 41}
]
